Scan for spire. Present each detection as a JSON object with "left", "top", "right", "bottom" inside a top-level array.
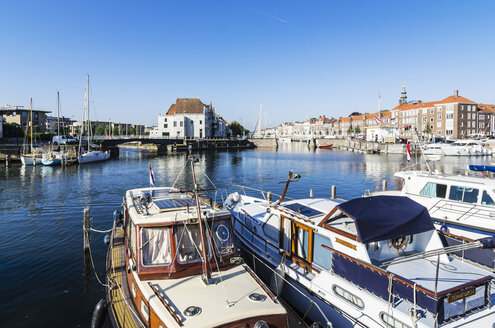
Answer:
[{"left": 399, "top": 84, "right": 407, "bottom": 105}]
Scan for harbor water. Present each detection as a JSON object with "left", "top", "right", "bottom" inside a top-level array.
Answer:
[{"left": 1, "top": 143, "right": 493, "bottom": 327}]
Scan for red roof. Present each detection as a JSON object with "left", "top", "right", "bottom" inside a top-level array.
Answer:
[{"left": 166, "top": 98, "right": 207, "bottom": 115}]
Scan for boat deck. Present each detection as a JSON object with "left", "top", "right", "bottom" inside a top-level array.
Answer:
[{"left": 106, "top": 226, "right": 144, "bottom": 328}]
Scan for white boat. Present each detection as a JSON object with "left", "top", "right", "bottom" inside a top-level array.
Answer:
[
  {"left": 20, "top": 98, "right": 44, "bottom": 165},
  {"left": 441, "top": 140, "right": 491, "bottom": 156},
  {"left": 225, "top": 174, "right": 495, "bottom": 328},
  {"left": 421, "top": 143, "right": 445, "bottom": 156},
  {"left": 77, "top": 75, "right": 110, "bottom": 164},
  {"left": 368, "top": 170, "right": 495, "bottom": 240},
  {"left": 103, "top": 159, "right": 288, "bottom": 328},
  {"left": 21, "top": 153, "right": 43, "bottom": 165}
]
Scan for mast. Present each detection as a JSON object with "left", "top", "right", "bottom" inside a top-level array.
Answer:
[
  {"left": 87, "top": 74, "right": 90, "bottom": 151},
  {"left": 57, "top": 91, "right": 60, "bottom": 139},
  {"left": 30, "top": 98, "right": 33, "bottom": 152},
  {"left": 190, "top": 157, "right": 212, "bottom": 284}
]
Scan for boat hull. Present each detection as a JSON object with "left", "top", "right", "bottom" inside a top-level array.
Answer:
[
  {"left": 78, "top": 151, "right": 110, "bottom": 164},
  {"left": 21, "top": 155, "right": 43, "bottom": 165}
]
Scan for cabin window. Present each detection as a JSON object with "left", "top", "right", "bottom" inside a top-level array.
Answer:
[
  {"left": 130, "top": 222, "right": 137, "bottom": 259},
  {"left": 175, "top": 224, "right": 211, "bottom": 264},
  {"left": 141, "top": 300, "right": 150, "bottom": 321},
  {"left": 379, "top": 312, "right": 412, "bottom": 328},
  {"left": 313, "top": 233, "right": 332, "bottom": 270},
  {"left": 292, "top": 222, "right": 312, "bottom": 262},
  {"left": 262, "top": 214, "right": 280, "bottom": 243},
  {"left": 141, "top": 227, "right": 172, "bottom": 266},
  {"left": 481, "top": 191, "right": 494, "bottom": 205},
  {"left": 420, "top": 182, "right": 447, "bottom": 198},
  {"left": 211, "top": 219, "right": 234, "bottom": 256},
  {"left": 449, "top": 186, "right": 479, "bottom": 204},
  {"left": 333, "top": 284, "right": 364, "bottom": 309}
]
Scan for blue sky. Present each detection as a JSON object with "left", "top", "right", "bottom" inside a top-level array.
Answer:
[{"left": 1, "top": 0, "right": 494, "bottom": 129}]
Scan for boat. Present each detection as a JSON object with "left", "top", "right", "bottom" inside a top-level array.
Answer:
[
  {"left": 367, "top": 170, "right": 495, "bottom": 240},
  {"left": 421, "top": 143, "right": 445, "bottom": 156},
  {"left": 224, "top": 173, "right": 495, "bottom": 327},
  {"left": 77, "top": 75, "right": 110, "bottom": 164},
  {"left": 318, "top": 143, "right": 333, "bottom": 149},
  {"left": 20, "top": 98, "right": 44, "bottom": 165},
  {"left": 103, "top": 159, "right": 289, "bottom": 328},
  {"left": 117, "top": 141, "right": 159, "bottom": 153},
  {"left": 441, "top": 140, "right": 491, "bottom": 156},
  {"left": 278, "top": 137, "right": 292, "bottom": 143}
]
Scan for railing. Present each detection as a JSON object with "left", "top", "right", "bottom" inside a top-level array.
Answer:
[
  {"left": 427, "top": 198, "right": 495, "bottom": 226},
  {"left": 231, "top": 184, "right": 294, "bottom": 202}
]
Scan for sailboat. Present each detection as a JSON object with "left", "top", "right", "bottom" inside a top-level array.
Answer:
[
  {"left": 78, "top": 75, "right": 110, "bottom": 164},
  {"left": 20, "top": 98, "right": 44, "bottom": 165},
  {"left": 42, "top": 91, "right": 69, "bottom": 166}
]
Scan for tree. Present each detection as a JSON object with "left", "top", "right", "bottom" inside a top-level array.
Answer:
[
  {"left": 349, "top": 112, "right": 362, "bottom": 117},
  {"left": 230, "top": 121, "right": 247, "bottom": 137},
  {"left": 347, "top": 125, "right": 353, "bottom": 135},
  {"left": 354, "top": 126, "right": 361, "bottom": 135},
  {"left": 95, "top": 124, "right": 105, "bottom": 135},
  {"left": 2, "top": 123, "right": 24, "bottom": 138},
  {"left": 423, "top": 124, "right": 433, "bottom": 141}
]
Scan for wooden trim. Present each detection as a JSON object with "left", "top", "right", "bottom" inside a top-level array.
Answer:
[
  {"left": 322, "top": 224, "right": 359, "bottom": 241},
  {"left": 438, "top": 229, "right": 475, "bottom": 243},
  {"left": 335, "top": 237, "right": 357, "bottom": 250},
  {"left": 243, "top": 265, "right": 277, "bottom": 303},
  {"left": 148, "top": 282, "right": 183, "bottom": 326}
]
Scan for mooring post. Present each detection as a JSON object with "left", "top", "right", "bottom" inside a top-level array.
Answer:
[
  {"left": 331, "top": 185, "right": 336, "bottom": 199},
  {"left": 267, "top": 192, "right": 272, "bottom": 202},
  {"left": 382, "top": 180, "right": 387, "bottom": 191},
  {"left": 83, "top": 207, "right": 90, "bottom": 251},
  {"left": 310, "top": 189, "right": 314, "bottom": 199}
]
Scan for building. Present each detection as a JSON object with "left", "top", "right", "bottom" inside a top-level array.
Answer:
[
  {"left": 0, "top": 104, "right": 51, "bottom": 133},
  {"left": 477, "top": 104, "right": 495, "bottom": 137},
  {"left": 46, "top": 116, "right": 74, "bottom": 134},
  {"left": 150, "top": 98, "right": 229, "bottom": 139}
]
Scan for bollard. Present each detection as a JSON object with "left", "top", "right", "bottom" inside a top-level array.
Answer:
[
  {"left": 331, "top": 185, "right": 337, "bottom": 199},
  {"left": 83, "top": 207, "right": 90, "bottom": 251},
  {"left": 310, "top": 189, "right": 313, "bottom": 199},
  {"left": 382, "top": 180, "right": 387, "bottom": 191}
]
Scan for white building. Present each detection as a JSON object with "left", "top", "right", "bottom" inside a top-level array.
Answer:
[{"left": 151, "top": 98, "right": 229, "bottom": 139}]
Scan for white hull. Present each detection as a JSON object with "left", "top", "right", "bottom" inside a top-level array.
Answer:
[
  {"left": 21, "top": 155, "right": 43, "bottom": 165},
  {"left": 78, "top": 151, "right": 110, "bottom": 164}
]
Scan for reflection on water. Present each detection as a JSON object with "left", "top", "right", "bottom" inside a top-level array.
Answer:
[{"left": 1, "top": 144, "right": 493, "bottom": 327}]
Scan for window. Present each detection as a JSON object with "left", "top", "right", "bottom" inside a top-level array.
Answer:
[
  {"left": 164, "top": 124, "right": 168, "bottom": 128},
  {"left": 430, "top": 117, "right": 434, "bottom": 122},
  {"left": 141, "top": 227, "right": 172, "bottom": 266},
  {"left": 141, "top": 300, "right": 150, "bottom": 322},
  {"left": 420, "top": 182, "right": 447, "bottom": 198},
  {"left": 180, "top": 121, "right": 183, "bottom": 127},
  {"left": 461, "top": 113, "right": 464, "bottom": 119},
  {"left": 422, "top": 117, "right": 427, "bottom": 123},
  {"left": 437, "top": 130, "right": 441, "bottom": 135},
  {"left": 444, "top": 285, "right": 486, "bottom": 320},
  {"left": 164, "top": 118, "right": 167, "bottom": 122},
  {"left": 430, "top": 109, "right": 434, "bottom": 114},
  {"left": 380, "top": 312, "right": 412, "bottom": 328},
  {"left": 130, "top": 223, "right": 137, "bottom": 258},
  {"left": 173, "top": 121, "right": 177, "bottom": 127},
  {"left": 292, "top": 222, "right": 312, "bottom": 262},
  {"left": 333, "top": 285, "right": 364, "bottom": 309},
  {"left": 437, "top": 122, "right": 442, "bottom": 128},
  {"left": 437, "top": 114, "right": 442, "bottom": 120},
  {"left": 481, "top": 191, "right": 494, "bottom": 205},
  {"left": 262, "top": 214, "right": 280, "bottom": 243},
  {"left": 211, "top": 219, "right": 235, "bottom": 256},
  {"left": 449, "top": 186, "right": 479, "bottom": 204},
  {"left": 162, "top": 132, "right": 169, "bottom": 137},
  {"left": 175, "top": 224, "right": 211, "bottom": 264},
  {"left": 313, "top": 233, "right": 332, "bottom": 270},
  {"left": 468, "top": 113, "right": 471, "bottom": 120},
  {"left": 437, "top": 107, "right": 442, "bottom": 112},
  {"left": 446, "top": 113, "right": 454, "bottom": 119},
  {"left": 200, "top": 120, "right": 203, "bottom": 125}
]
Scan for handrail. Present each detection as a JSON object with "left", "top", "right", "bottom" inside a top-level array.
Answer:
[
  {"left": 231, "top": 184, "right": 294, "bottom": 201},
  {"left": 148, "top": 282, "right": 184, "bottom": 326}
]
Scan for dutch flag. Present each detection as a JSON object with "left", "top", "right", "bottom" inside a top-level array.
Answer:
[
  {"left": 149, "top": 162, "right": 156, "bottom": 188},
  {"left": 374, "top": 115, "right": 383, "bottom": 125},
  {"left": 406, "top": 142, "right": 411, "bottom": 162}
]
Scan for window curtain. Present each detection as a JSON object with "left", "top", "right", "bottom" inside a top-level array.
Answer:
[{"left": 142, "top": 228, "right": 171, "bottom": 265}]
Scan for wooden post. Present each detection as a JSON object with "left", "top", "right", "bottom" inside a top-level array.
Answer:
[
  {"left": 382, "top": 180, "right": 387, "bottom": 191},
  {"left": 331, "top": 185, "right": 336, "bottom": 199},
  {"left": 310, "top": 189, "right": 313, "bottom": 199},
  {"left": 83, "top": 207, "right": 90, "bottom": 251}
]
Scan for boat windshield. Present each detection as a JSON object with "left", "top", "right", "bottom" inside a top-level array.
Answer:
[
  {"left": 210, "top": 219, "right": 235, "bottom": 256},
  {"left": 174, "top": 223, "right": 212, "bottom": 264},
  {"left": 141, "top": 227, "right": 172, "bottom": 266}
]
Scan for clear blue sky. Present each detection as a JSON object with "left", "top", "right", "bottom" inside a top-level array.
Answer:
[{"left": 1, "top": 0, "right": 494, "bottom": 129}]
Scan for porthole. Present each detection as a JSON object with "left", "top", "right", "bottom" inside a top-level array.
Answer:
[
  {"left": 332, "top": 284, "right": 364, "bottom": 309},
  {"left": 215, "top": 224, "right": 230, "bottom": 242},
  {"left": 141, "top": 300, "right": 150, "bottom": 321},
  {"left": 379, "top": 311, "right": 412, "bottom": 328}
]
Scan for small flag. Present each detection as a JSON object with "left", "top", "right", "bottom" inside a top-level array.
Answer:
[
  {"left": 406, "top": 142, "right": 411, "bottom": 162},
  {"left": 374, "top": 115, "right": 383, "bottom": 125},
  {"left": 149, "top": 162, "right": 155, "bottom": 188}
]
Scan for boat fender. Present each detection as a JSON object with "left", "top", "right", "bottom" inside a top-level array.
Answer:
[
  {"left": 478, "top": 236, "right": 495, "bottom": 249},
  {"left": 113, "top": 209, "right": 124, "bottom": 225},
  {"left": 103, "top": 234, "right": 110, "bottom": 245},
  {"left": 90, "top": 298, "right": 107, "bottom": 328},
  {"left": 440, "top": 224, "right": 449, "bottom": 233}
]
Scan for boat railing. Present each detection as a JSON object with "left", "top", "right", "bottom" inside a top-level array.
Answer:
[
  {"left": 231, "top": 184, "right": 294, "bottom": 202},
  {"left": 322, "top": 245, "right": 492, "bottom": 325},
  {"left": 427, "top": 198, "right": 495, "bottom": 223}
]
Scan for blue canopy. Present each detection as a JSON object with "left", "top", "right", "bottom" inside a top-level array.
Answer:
[
  {"left": 469, "top": 165, "right": 495, "bottom": 173},
  {"left": 336, "top": 196, "right": 434, "bottom": 243}
]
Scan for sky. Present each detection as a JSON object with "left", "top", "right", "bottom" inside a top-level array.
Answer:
[{"left": 1, "top": 0, "right": 495, "bottom": 130}]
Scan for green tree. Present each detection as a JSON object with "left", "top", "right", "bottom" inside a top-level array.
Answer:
[
  {"left": 230, "top": 121, "right": 247, "bottom": 137},
  {"left": 95, "top": 124, "right": 105, "bottom": 135},
  {"left": 130, "top": 126, "right": 136, "bottom": 135},
  {"left": 423, "top": 124, "right": 432, "bottom": 135},
  {"left": 347, "top": 125, "right": 353, "bottom": 135},
  {"left": 354, "top": 126, "right": 361, "bottom": 135}
]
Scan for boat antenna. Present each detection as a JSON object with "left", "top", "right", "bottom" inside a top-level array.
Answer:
[
  {"left": 190, "top": 152, "right": 212, "bottom": 284},
  {"left": 278, "top": 171, "right": 301, "bottom": 203}
]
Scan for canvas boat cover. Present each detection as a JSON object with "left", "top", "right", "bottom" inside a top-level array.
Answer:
[{"left": 337, "top": 196, "right": 434, "bottom": 243}]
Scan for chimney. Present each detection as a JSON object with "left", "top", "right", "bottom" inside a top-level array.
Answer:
[
  {"left": 417, "top": 100, "right": 422, "bottom": 104},
  {"left": 454, "top": 90, "right": 459, "bottom": 97}
]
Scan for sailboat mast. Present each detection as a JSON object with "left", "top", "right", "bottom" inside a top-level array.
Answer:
[
  {"left": 30, "top": 98, "right": 33, "bottom": 151},
  {"left": 190, "top": 158, "right": 212, "bottom": 283},
  {"left": 87, "top": 74, "right": 90, "bottom": 150},
  {"left": 57, "top": 91, "right": 60, "bottom": 138}
]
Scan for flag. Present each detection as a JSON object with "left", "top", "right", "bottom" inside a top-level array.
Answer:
[
  {"left": 374, "top": 115, "right": 383, "bottom": 125},
  {"left": 149, "top": 162, "right": 155, "bottom": 188},
  {"left": 406, "top": 143, "right": 411, "bottom": 162}
]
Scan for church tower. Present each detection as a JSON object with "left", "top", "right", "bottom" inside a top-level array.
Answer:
[{"left": 399, "top": 84, "right": 407, "bottom": 105}]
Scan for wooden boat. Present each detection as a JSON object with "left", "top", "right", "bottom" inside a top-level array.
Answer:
[
  {"left": 104, "top": 159, "right": 288, "bottom": 328},
  {"left": 317, "top": 143, "right": 333, "bottom": 149},
  {"left": 225, "top": 172, "right": 495, "bottom": 327}
]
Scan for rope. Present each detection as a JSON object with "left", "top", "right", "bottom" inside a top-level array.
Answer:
[
  {"left": 90, "top": 227, "right": 113, "bottom": 233},
  {"left": 84, "top": 229, "right": 109, "bottom": 288},
  {"left": 387, "top": 273, "right": 394, "bottom": 316}
]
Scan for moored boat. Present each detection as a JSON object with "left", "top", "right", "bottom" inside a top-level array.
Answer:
[
  {"left": 317, "top": 143, "right": 334, "bottom": 149},
  {"left": 104, "top": 160, "right": 288, "bottom": 328},
  {"left": 225, "top": 172, "right": 495, "bottom": 327}
]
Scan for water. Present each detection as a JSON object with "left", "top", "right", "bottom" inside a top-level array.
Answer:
[{"left": 1, "top": 143, "right": 492, "bottom": 327}]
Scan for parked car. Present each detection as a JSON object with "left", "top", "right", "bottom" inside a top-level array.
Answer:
[{"left": 52, "top": 135, "right": 78, "bottom": 145}]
